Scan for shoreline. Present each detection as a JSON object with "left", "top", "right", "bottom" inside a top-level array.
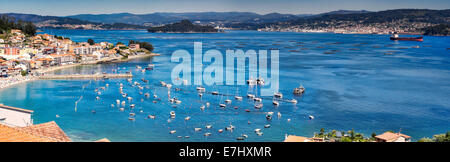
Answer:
[{"left": 0, "top": 53, "right": 159, "bottom": 91}]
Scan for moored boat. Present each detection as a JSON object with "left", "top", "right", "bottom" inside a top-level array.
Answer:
[{"left": 390, "top": 33, "right": 423, "bottom": 41}]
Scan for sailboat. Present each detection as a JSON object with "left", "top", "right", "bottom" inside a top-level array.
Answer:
[{"left": 234, "top": 87, "right": 243, "bottom": 100}]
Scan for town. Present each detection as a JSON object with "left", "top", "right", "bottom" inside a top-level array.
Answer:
[
  {"left": 0, "top": 29, "right": 157, "bottom": 89},
  {"left": 257, "top": 20, "right": 433, "bottom": 35}
]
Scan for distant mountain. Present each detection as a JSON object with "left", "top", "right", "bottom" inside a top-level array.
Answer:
[
  {"left": 318, "top": 10, "right": 372, "bottom": 16},
  {"left": 2, "top": 13, "right": 94, "bottom": 25},
  {"left": 66, "top": 12, "right": 301, "bottom": 26},
  {"left": 0, "top": 13, "right": 147, "bottom": 30},
  {"left": 253, "top": 9, "right": 450, "bottom": 34},
  {"left": 288, "top": 9, "right": 450, "bottom": 25}
]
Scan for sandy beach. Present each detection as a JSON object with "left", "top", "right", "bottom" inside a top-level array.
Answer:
[{"left": 0, "top": 76, "right": 37, "bottom": 90}]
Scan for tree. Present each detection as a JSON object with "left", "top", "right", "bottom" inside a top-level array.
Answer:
[
  {"left": 319, "top": 128, "right": 325, "bottom": 136},
  {"left": 87, "top": 39, "right": 95, "bottom": 45},
  {"left": 349, "top": 129, "right": 355, "bottom": 140}
]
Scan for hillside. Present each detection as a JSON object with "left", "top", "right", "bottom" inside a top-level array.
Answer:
[
  {"left": 67, "top": 12, "right": 301, "bottom": 26},
  {"left": 422, "top": 24, "right": 450, "bottom": 36},
  {"left": 147, "top": 20, "right": 218, "bottom": 33},
  {"left": 255, "top": 9, "right": 450, "bottom": 34},
  {"left": 0, "top": 13, "right": 147, "bottom": 30}
]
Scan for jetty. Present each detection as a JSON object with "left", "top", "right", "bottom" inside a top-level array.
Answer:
[{"left": 39, "top": 74, "right": 133, "bottom": 80}]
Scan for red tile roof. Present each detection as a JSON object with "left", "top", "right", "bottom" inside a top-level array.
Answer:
[
  {"left": 19, "top": 121, "right": 71, "bottom": 142},
  {"left": 375, "top": 132, "right": 411, "bottom": 142}
]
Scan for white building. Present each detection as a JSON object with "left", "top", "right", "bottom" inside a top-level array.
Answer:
[{"left": 0, "top": 104, "right": 33, "bottom": 127}]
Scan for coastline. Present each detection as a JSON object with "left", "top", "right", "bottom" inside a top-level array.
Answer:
[{"left": 0, "top": 53, "right": 160, "bottom": 91}]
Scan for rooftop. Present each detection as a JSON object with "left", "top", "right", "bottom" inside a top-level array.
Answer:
[
  {"left": 0, "top": 121, "right": 70, "bottom": 142},
  {"left": 375, "top": 132, "right": 411, "bottom": 142}
]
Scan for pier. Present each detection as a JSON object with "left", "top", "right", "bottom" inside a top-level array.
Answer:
[{"left": 39, "top": 74, "right": 133, "bottom": 80}]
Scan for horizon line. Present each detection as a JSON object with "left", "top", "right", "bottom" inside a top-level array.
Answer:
[{"left": 2, "top": 8, "right": 449, "bottom": 17}]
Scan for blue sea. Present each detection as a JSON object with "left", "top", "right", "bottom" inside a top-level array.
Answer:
[{"left": 0, "top": 30, "right": 449, "bottom": 141}]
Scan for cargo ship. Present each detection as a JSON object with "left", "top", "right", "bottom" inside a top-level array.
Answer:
[{"left": 390, "top": 33, "right": 423, "bottom": 41}]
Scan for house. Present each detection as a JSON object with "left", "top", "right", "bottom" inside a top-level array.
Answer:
[
  {"left": 375, "top": 132, "right": 411, "bottom": 142},
  {"left": 0, "top": 64, "right": 8, "bottom": 77},
  {"left": 129, "top": 44, "right": 140, "bottom": 49},
  {"left": 3, "top": 47, "right": 21, "bottom": 55}
]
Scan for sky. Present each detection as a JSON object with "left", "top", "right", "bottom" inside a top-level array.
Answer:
[{"left": 0, "top": 0, "right": 449, "bottom": 16}]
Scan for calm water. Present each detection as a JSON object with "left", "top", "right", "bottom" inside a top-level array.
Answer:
[{"left": 0, "top": 30, "right": 449, "bottom": 141}]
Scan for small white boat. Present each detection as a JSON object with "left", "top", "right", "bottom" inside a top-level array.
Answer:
[
  {"left": 257, "top": 77, "right": 265, "bottom": 85},
  {"left": 128, "top": 117, "right": 135, "bottom": 121},
  {"left": 166, "top": 84, "right": 172, "bottom": 88},
  {"left": 119, "top": 108, "right": 125, "bottom": 111},
  {"left": 96, "top": 96, "right": 100, "bottom": 100},
  {"left": 242, "top": 134, "right": 249, "bottom": 138},
  {"left": 254, "top": 104, "right": 263, "bottom": 109},
  {"left": 153, "top": 94, "right": 158, "bottom": 98},
  {"left": 309, "top": 115, "right": 315, "bottom": 120},
  {"left": 144, "top": 93, "right": 150, "bottom": 97},
  {"left": 254, "top": 128, "right": 261, "bottom": 132},
  {"left": 196, "top": 87, "right": 205, "bottom": 91},
  {"left": 256, "top": 132, "right": 264, "bottom": 136},
  {"left": 200, "top": 105, "right": 205, "bottom": 110},
  {"left": 121, "top": 101, "right": 126, "bottom": 106},
  {"left": 199, "top": 93, "right": 203, "bottom": 97},
  {"left": 264, "top": 124, "right": 271, "bottom": 128},
  {"left": 274, "top": 92, "right": 283, "bottom": 98},
  {"left": 236, "top": 137, "right": 245, "bottom": 140},
  {"left": 206, "top": 102, "right": 210, "bottom": 107},
  {"left": 204, "top": 133, "right": 212, "bottom": 136},
  {"left": 266, "top": 112, "right": 274, "bottom": 120},
  {"left": 212, "top": 91, "right": 219, "bottom": 95},
  {"left": 225, "top": 99, "right": 232, "bottom": 104},
  {"left": 293, "top": 85, "right": 306, "bottom": 95},
  {"left": 195, "top": 128, "right": 202, "bottom": 131},
  {"left": 130, "top": 104, "right": 135, "bottom": 108},
  {"left": 175, "top": 100, "right": 182, "bottom": 104},
  {"left": 116, "top": 100, "right": 120, "bottom": 104},
  {"left": 218, "top": 129, "right": 223, "bottom": 133},
  {"left": 160, "top": 81, "right": 166, "bottom": 87},
  {"left": 277, "top": 112, "right": 282, "bottom": 118},
  {"left": 247, "top": 94, "right": 255, "bottom": 98},
  {"left": 170, "top": 130, "right": 176, "bottom": 134},
  {"left": 234, "top": 96, "right": 243, "bottom": 100},
  {"left": 185, "top": 116, "right": 191, "bottom": 121},
  {"left": 287, "top": 118, "right": 291, "bottom": 122},
  {"left": 170, "top": 111, "right": 176, "bottom": 117},
  {"left": 148, "top": 115, "right": 155, "bottom": 119},
  {"left": 206, "top": 125, "right": 212, "bottom": 129},
  {"left": 129, "top": 113, "right": 136, "bottom": 116},
  {"left": 219, "top": 104, "right": 227, "bottom": 108},
  {"left": 288, "top": 99, "right": 298, "bottom": 104},
  {"left": 254, "top": 97, "right": 262, "bottom": 102},
  {"left": 55, "top": 115, "right": 60, "bottom": 118},
  {"left": 272, "top": 101, "right": 280, "bottom": 106}
]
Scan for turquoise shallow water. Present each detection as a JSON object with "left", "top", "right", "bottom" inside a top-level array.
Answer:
[{"left": 0, "top": 30, "right": 449, "bottom": 141}]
